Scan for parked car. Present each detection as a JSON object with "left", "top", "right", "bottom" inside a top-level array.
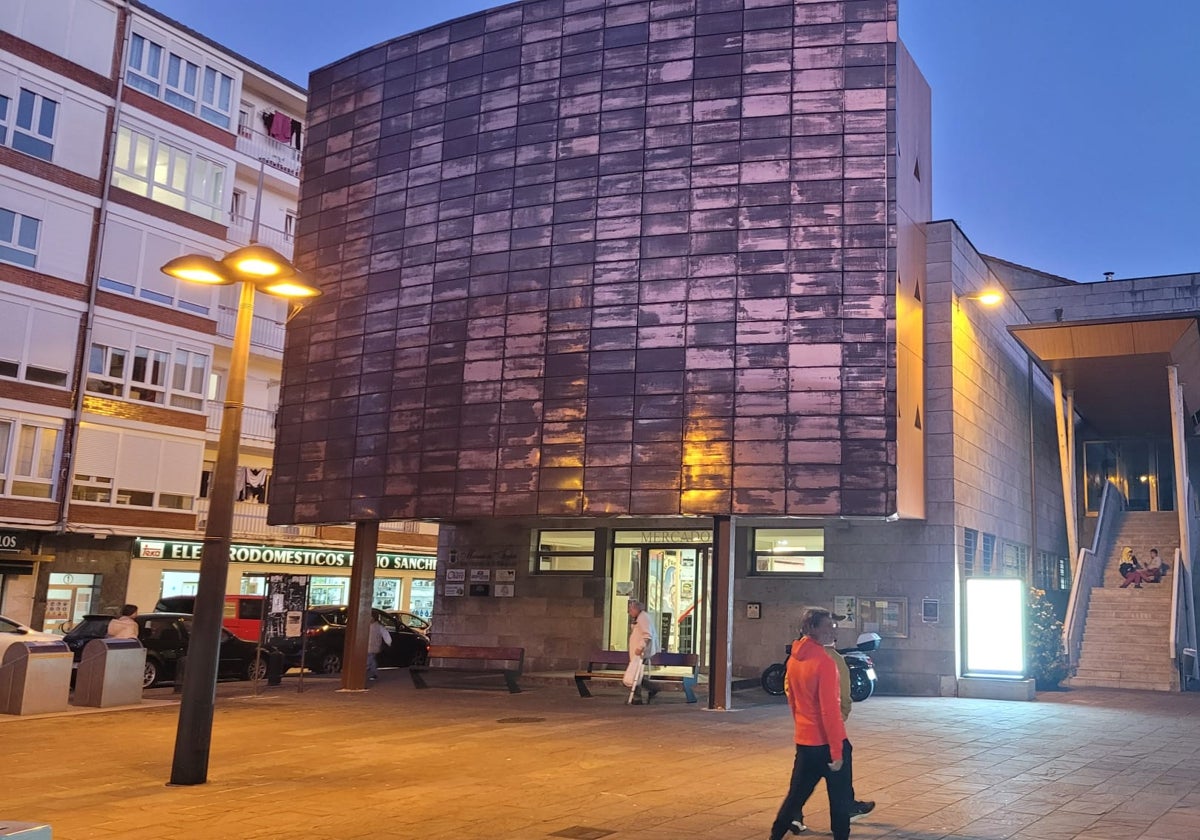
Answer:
[
  {"left": 62, "top": 612, "right": 273, "bottom": 688},
  {"left": 153, "top": 594, "right": 267, "bottom": 642},
  {"left": 387, "top": 610, "right": 432, "bottom": 636},
  {"left": 274, "top": 606, "right": 429, "bottom": 674},
  {"left": 0, "top": 614, "right": 61, "bottom": 657}
]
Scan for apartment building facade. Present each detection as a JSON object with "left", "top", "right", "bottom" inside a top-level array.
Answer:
[{"left": 0, "top": 0, "right": 436, "bottom": 632}]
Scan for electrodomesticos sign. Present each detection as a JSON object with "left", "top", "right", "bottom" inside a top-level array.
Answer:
[{"left": 133, "top": 539, "right": 436, "bottom": 571}]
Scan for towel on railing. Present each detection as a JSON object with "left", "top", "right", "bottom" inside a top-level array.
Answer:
[{"left": 269, "top": 111, "right": 292, "bottom": 143}]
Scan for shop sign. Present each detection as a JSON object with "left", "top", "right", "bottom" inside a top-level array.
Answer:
[
  {"left": 133, "top": 539, "right": 436, "bottom": 571},
  {"left": 614, "top": 529, "right": 713, "bottom": 545},
  {"left": 0, "top": 530, "right": 35, "bottom": 553}
]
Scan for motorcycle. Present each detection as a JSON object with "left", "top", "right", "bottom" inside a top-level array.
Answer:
[{"left": 761, "top": 632, "right": 881, "bottom": 701}]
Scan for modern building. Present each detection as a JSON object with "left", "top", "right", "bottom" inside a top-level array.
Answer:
[
  {"left": 268, "top": 0, "right": 1196, "bottom": 697},
  {"left": 0, "top": 0, "right": 437, "bottom": 631}
]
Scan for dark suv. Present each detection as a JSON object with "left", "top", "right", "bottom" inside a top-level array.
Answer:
[
  {"left": 273, "top": 606, "right": 429, "bottom": 674},
  {"left": 63, "top": 613, "right": 274, "bottom": 688}
]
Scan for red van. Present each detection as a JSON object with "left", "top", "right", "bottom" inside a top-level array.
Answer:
[{"left": 222, "top": 595, "right": 266, "bottom": 641}]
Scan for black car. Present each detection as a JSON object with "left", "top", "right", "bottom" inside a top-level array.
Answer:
[
  {"left": 274, "top": 606, "right": 429, "bottom": 674},
  {"left": 154, "top": 595, "right": 195, "bottom": 613},
  {"left": 63, "top": 613, "right": 272, "bottom": 688}
]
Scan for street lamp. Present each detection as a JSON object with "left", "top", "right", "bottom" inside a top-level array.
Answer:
[{"left": 161, "top": 245, "right": 319, "bottom": 785}]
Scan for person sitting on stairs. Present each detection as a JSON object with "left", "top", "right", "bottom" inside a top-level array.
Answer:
[
  {"left": 1140, "top": 547, "right": 1170, "bottom": 583},
  {"left": 1118, "top": 547, "right": 1147, "bottom": 588}
]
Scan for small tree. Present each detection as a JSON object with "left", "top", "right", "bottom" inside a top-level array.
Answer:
[{"left": 1028, "top": 587, "right": 1069, "bottom": 690}]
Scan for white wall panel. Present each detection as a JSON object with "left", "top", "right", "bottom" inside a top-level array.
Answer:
[
  {"left": 74, "top": 425, "right": 119, "bottom": 477},
  {"left": 158, "top": 439, "right": 203, "bottom": 495},
  {"left": 116, "top": 434, "right": 160, "bottom": 490},
  {"left": 4, "top": 0, "right": 117, "bottom": 77},
  {"left": 28, "top": 309, "right": 78, "bottom": 375}
]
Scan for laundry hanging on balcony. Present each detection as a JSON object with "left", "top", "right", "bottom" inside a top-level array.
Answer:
[
  {"left": 237, "top": 466, "right": 269, "bottom": 503},
  {"left": 261, "top": 111, "right": 303, "bottom": 149}
]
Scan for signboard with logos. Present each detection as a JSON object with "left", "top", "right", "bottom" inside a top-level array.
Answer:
[
  {"left": 133, "top": 539, "right": 436, "bottom": 572},
  {"left": 0, "top": 530, "right": 36, "bottom": 553}
]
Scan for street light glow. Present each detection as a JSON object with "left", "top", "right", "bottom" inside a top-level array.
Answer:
[
  {"left": 260, "top": 278, "right": 322, "bottom": 298},
  {"left": 160, "top": 255, "right": 233, "bottom": 286},
  {"left": 976, "top": 290, "right": 1003, "bottom": 306},
  {"left": 222, "top": 244, "right": 294, "bottom": 278}
]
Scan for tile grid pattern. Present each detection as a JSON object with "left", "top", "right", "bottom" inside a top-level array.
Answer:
[{"left": 271, "top": 0, "right": 901, "bottom": 526}]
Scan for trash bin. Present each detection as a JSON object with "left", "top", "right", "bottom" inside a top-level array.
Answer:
[
  {"left": 1183, "top": 648, "right": 1197, "bottom": 691},
  {"left": 72, "top": 638, "right": 146, "bottom": 708},
  {"left": 0, "top": 640, "right": 72, "bottom": 715},
  {"left": 0, "top": 822, "right": 52, "bottom": 839},
  {"left": 267, "top": 650, "right": 285, "bottom": 686}
]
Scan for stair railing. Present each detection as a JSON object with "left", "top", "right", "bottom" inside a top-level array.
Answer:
[
  {"left": 1173, "top": 481, "right": 1200, "bottom": 687},
  {"left": 1063, "top": 480, "right": 1124, "bottom": 670}
]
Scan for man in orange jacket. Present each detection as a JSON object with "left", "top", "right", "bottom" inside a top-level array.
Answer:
[{"left": 769, "top": 607, "right": 854, "bottom": 840}]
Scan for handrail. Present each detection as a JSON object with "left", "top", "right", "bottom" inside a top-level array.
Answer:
[
  {"left": 1063, "top": 480, "right": 1125, "bottom": 669},
  {"left": 1175, "top": 481, "right": 1200, "bottom": 686}
]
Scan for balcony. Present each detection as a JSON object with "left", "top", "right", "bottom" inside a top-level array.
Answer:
[
  {"left": 195, "top": 497, "right": 317, "bottom": 540},
  {"left": 204, "top": 403, "right": 276, "bottom": 445},
  {"left": 236, "top": 126, "right": 301, "bottom": 177},
  {"left": 227, "top": 215, "right": 294, "bottom": 261},
  {"left": 216, "top": 305, "right": 286, "bottom": 352}
]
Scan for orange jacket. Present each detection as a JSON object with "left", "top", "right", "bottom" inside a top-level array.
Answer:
[{"left": 784, "top": 636, "right": 847, "bottom": 761}]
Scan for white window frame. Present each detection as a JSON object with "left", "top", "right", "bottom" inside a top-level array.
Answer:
[
  {"left": 0, "top": 92, "right": 10, "bottom": 148},
  {"left": 125, "top": 27, "right": 238, "bottom": 131},
  {"left": 0, "top": 206, "right": 40, "bottom": 268},
  {"left": 126, "top": 32, "right": 165, "bottom": 96},
  {"left": 9, "top": 86, "right": 58, "bottom": 161},
  {"left": 112, "top": 125, "right": 227, "bottom": 222},
  {"left": 86, "top": 337, "right": 208, "bottom": 411},
  {"left": 0, "top": 417, "right": 60, "bottom": 499}
]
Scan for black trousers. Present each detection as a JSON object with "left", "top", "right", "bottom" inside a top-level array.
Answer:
[
  {"left": 770, "top": 743, "right": 853, "bottom": 840},
  {"left": 795, "top": 739, "right": 856, "bottom": 820}
]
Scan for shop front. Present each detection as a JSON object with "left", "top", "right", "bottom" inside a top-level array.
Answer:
[
  {"left": 130, "top": 539, "right": 436, "bottom": 620},
  {"left": 0, "top": 529, "right": 50, "bottom": 625}
]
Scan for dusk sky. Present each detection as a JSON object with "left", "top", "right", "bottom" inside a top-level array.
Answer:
[{"left": 148, "top": 0, "right": 1199, "bottom": 284}]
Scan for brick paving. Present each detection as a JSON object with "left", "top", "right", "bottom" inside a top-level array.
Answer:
[{"left": 3, "top": 674, "right": 1200, "bottom": 840}]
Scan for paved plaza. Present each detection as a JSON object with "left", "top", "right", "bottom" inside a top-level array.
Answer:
[{"left": 4, "top": 674, "right": 1200, "bottom": 840}]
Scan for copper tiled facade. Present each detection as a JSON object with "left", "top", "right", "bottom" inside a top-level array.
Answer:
[{"left": 271, "top": 0, "right": 909, "bottom": 526}]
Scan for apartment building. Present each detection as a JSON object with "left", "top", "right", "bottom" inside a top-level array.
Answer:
[{"left": 0, "top": 0, "right": 436, "bottom": 632}]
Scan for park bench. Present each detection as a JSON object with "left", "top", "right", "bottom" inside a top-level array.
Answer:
[
  {"left": 409, "top": 644, "right": 524, "bottom": 694},
  {"left": 574, "top": 650, "right": 700, "bottom": 703}
]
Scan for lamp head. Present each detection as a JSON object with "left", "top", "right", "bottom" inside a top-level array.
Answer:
[
  {"left": 222, "top": 245, "right": 295, "bottom": 279},
  {"left": 976, "top": 290, "right": 1003, "bottom": 306},
  {"left": 161, "top": 255, "right": 234, "bottom": 286},
  {"left": 260, "top": 277, "right": 322, "bottom": 299}
]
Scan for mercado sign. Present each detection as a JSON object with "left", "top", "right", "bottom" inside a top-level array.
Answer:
[{"left": 133, "top": 539, "right": 436, "bottom": 571}]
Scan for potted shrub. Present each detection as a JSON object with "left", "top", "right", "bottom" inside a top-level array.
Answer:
[{"left": 1028, "top": 587, "right": 1069, "bottom": 690}]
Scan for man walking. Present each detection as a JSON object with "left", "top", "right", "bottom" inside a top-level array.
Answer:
[
  {"left": 769, "top": 607, "right": 853, "bottom": 840},
  {"left": 624, "top": 599, "right": 659, "bottom": 704},
  {"left": 366, "top": 613, "right": 390, "bottom": 681}
]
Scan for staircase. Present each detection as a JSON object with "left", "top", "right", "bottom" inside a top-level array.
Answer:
[{"left": 1069, "top": 511, "right": 1180, "bottom": 691}]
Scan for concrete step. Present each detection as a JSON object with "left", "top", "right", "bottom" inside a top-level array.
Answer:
[
  {"left": 1068, "top": 675, "right": 1177, "bottom": 691},
  {"left": 1075, "top": 657, "right": 1175, "bottom": 676}
]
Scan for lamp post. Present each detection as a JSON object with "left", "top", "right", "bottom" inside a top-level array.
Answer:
[{"left": 161, "top": 245, "right": 319, "bottom": 785}]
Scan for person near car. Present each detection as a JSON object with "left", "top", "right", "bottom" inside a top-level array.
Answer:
[
  {"left": 366, "top": 614, "right": 390, "bottom": 681},
  {"left": 769, "top": 607, "right": 853, "bottom": 840},
  {"left": 623, "top": 599, "right": 658, "bottom": 704},
  {"left": 789, "top": 618, "right": 875, "bottom": 834},
  {"left": 106, "top": 605, "right": 138, "bottom": 639}
]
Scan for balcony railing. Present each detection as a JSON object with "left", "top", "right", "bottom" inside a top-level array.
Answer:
[
  {"left": 236, "top": 126, "right": 301, "bottom": 177},
  {"left": 227, "top": 215, "right": 294, "bottom": 261},
  {"left": 216, "top": 305, "right": 286, "bottom": 352},
  {"left": 204, "top": 403, "right": 276, "bottom": 445},
  {"left": 195, "top": 497, "right": 317, "bottom": 540}
]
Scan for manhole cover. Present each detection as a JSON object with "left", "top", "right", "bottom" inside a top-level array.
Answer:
[
  {"left": 549, "top": 828, "right": 615, "bottom": 839},
  {"left": 496, "top": 716, "right": 545, "bottom": 723}
]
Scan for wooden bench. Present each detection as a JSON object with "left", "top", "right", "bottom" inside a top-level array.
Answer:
[
  {"left": 409, "top": 645, "right": 524, "bottom": 694},
  {"left": 574, "top": 650, "right": 700, "bottom": 703}
]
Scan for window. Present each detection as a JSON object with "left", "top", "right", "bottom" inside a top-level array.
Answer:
[
  {"left": 0, "top": 93, "right": 9, "bottom": 145},
  {"left": 170, "top": 349, "right": 208, "bottom": 410},
  {"left": 200, "top": 67, "right": 234, "bottom": 128},
  {"left": 125, "top": 30, "right": 236, "bottom": 130},
  {"left": 0, "top": 301, "right": 74, "bottom": 388},
  {"left": 11, "top": 88, "right": 58, "bottom": 161},
  {"left": 963, "top": 528, "right": 978, "bottom": 576},
  {"left": 981, "top": 533, "right": 996, "bottom": 575},
  {"left": 86, "top": 339, "right": 207, "bottom": 410},
  {"left": 112, "top": 125, "right": 226, "bottom": 221},
  {"left": 71, "top": 425, "right": 201, "bottom": 510},
  {"left": 0, "top": 419, "right": 60, "bottom": 499},
  {"left": 0, "top": 207, "right": 40, "bottom": 268},
  {"left": 752, "top": 528, "right": 824, "bottom": 574},
  {"left": 127, "top": 33, "right": 164, "bottom": 96},
  {"left": 1034, "top": 551, "right": 1072, "bottom": 591},
  {"left": 535, "top": 530, "right": 596, "bottom": 572},
  {"left": 1002, "top": 542, "right": 1029, "bottom": 580}
]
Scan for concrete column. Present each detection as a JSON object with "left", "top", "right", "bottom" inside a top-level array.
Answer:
[
  {"left": 1053, "top": 373, "right": 1080, "bottom": 568},
  {"left": 1167, "top": 365, "right": 1195, "bottom": 660},
  {"left": 342, "top": 520, "right": 379, "bottom": 691},
  {"left": 708, "top": 515, "right": 734, "bottom": 710}
]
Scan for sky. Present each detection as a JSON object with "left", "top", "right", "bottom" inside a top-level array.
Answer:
[{"left": 147, "top": 0, "right": 1199, "bottom": 283}]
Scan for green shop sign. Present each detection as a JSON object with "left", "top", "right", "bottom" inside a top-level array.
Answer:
[{"left": 134, "top": 539, "right": 436, "bottom": 572}]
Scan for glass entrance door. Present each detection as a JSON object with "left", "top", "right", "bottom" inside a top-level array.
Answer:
[{"left": 609, "top": 545, "right": 708, "bottom": 660}]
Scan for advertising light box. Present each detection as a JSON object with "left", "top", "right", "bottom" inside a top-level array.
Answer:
[{"left": 965, "top": 577, "right": 1025, "bottom": 677}]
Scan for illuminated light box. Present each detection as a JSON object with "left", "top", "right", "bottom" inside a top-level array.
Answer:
[{"left": 964, "top": 577, "right": 1025, "bottom": 677}]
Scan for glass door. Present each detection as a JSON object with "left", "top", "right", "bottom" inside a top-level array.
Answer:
[{"left": 607, "top": 545, "right": 707, "bottom": 659}]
